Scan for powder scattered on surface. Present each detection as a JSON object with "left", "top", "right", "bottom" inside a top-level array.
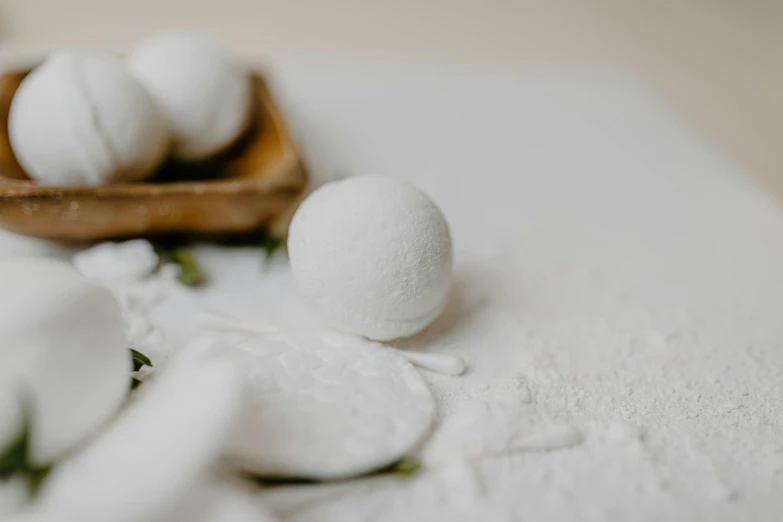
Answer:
[
  {"left": 73, "top": 240, "right": 178, "bottom": 365},
  {"left": 11, "top": 61, "right": 782, "bottom": 522},
  {"left": 73, "top": 239, "right": 159, "bottom": 281}
]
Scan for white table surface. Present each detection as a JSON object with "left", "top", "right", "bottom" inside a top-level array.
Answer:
[{"left": 3, "top": 60, "right": 783, "bottom": 521}]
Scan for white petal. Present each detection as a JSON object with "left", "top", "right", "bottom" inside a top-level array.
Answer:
[
  {"left": 24, "top": 345, "right": 244, "bottom": 522},
  {"left": 0, "top": 258, "right": 130, "bottom": 465}
]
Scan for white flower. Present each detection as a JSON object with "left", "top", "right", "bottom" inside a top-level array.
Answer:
[
  {"left": 0, "top": 258, "right": 130, "bottom": 467},
  {"left": 19, "top": 342, "right": 246, "bottom": 522}
]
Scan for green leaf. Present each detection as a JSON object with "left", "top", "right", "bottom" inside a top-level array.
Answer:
[
  {"left": 130, "top": 348, "right": 153, "bottom": 372},
  {"left": 0, "top": 416, "right": 29, "bottom": 479},
  {"left": 261, "top": 234, "right": 284, "bottom": 262},
  {"left": 389, "top": 457, "right": 421, "bottom": 476},
  {"left": 25, "top": 467, "right": 50, "bottom": 497},
  {"left": 0, "top": 398, "right": 51, "bottom": 497},
  {"left": 170, "top": 247, "right": 203, "bottom": 287},
  {"left": 130, "top": 349, "right": 153, "bottom": 390}
]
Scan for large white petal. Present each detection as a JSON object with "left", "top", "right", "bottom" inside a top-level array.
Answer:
[{"left": 17, "top": 344, "right": 244, "bottom": 522}]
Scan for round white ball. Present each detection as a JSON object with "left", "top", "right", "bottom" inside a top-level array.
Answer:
[
  {"left": 9, "top": 52, "right": 170, "bottom": 186},
  {"left": 0, "top": 258, "right": 130, "bottom": 466},
  {"left": 127, "top": 32, "right": 253, "bottom": 161},
  {"left": 288, "top": 175, "right": 453, "bottom": 341}
]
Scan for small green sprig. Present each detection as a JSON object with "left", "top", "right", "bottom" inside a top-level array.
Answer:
[
  {"left": 260, "top": 233, "right": 285, "bottom": 263},
  {"left": 211, "top": 229, "right": 285, "bottom": 265},
  {"left": 388, "top": 457, "right": 421, "bottom": 476},
  {"left": 0, "top": 401, "right": 50, "bottom": 497},
  {"left": 153, "top": 229, "right": 284, "bottom": 286},
  {"left": 130, "top": 348, "right": 153, "bottom": 389},
  {"left": 170, "top": 247, "right": 204, "bottom": 287},
  {"left": 131, "top": 349, "right": 153, "bottom": 372}
]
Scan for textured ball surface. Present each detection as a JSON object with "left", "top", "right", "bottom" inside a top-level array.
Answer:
[
  {"left": 0, "top": 258, "right": 130, "bottom": 466},
  {"left": 288, "top": 175, "right": 453, "bottom": 341},
  {"left": 9, "top": 52, "right": 169, "bottom": 186},
  {"left": 127, "top": 32, "right": 253, "bottom": 160}
]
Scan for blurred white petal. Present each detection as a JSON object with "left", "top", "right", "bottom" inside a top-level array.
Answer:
[{"left": 18, "top": 344, "right": 245, "bottom": 522}]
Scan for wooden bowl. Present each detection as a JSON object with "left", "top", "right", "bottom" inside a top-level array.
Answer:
[{"left": 0, "top": 69, "right": 307, "bottom": 242}]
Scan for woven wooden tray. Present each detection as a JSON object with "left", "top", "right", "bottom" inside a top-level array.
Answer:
[{"left": 0, "top": 68, "right": 307, "bottom": 242}]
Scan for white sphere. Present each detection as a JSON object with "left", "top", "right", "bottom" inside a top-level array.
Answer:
[
  {"left": 9, "top": 52, "right": 170, "bottom": 186},
  {"left": 288, "top": 175, "right": 453, "bottom": 341},
  {"left": 127, "top": 32, "right": 253, "bottom": 161},
  {"left": 0, "top": 258, "right": 130, "bottom": 466}
]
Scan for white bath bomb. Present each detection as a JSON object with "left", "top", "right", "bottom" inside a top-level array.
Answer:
[
  {"left": 288, "top": 175, "right": 453, "bottom": 341},
  {"left": 9, "top": 52, "right": 170, "bottom": 186},
  {"left": 0, "top": 258, "right": 130, "bottom": 466},
  {"left": 127, "top": 32, "right": 253, "bottom": 161}
]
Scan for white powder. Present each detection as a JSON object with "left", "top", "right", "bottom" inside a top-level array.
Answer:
[
  {"left": 12, "top": 61, "right": 781, "bottom": 522},
  {"left": 72, "top": 239, "right": 159, "bottom": 281},
  {"left": 62, "top": 228, "right": 783, "bottom": 522},
  {"left": 73, "top": 240, "right": 178, "bottom": 365},
  {"left": 420, "top": 377, "right": 582, "bottom": 466},
  {"left": 256, "top": 62, "right": 783, "bottom": 521}
]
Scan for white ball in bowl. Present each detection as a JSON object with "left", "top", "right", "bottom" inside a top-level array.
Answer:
[
  {"left": 9, "top": 52, "right": 170, "bottom": 186},
  {"left": 127, "top": 32, "right": 253, "bottom": 161},
  {"left": 288, "top": 175, "right": 454, "bottom": 341}
]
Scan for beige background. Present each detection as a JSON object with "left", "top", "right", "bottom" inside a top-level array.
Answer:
[{"left": 1, "top": 1, "right": 781, "bottom": 197}]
